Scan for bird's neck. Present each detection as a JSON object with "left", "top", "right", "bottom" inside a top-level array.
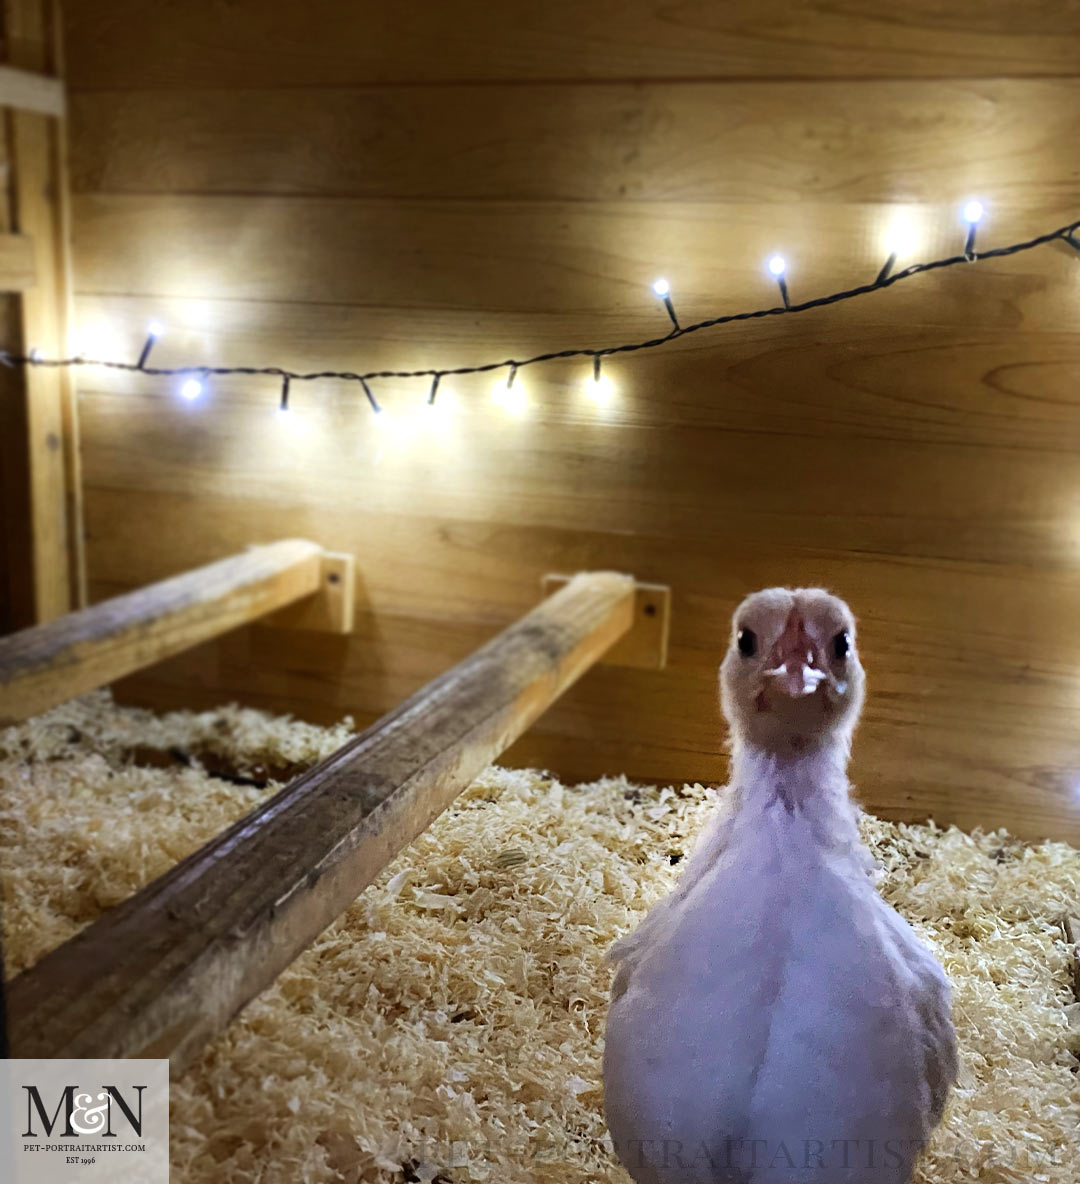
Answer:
[{"left": 730, "top": 741, "right": 865, "bottom": 856}]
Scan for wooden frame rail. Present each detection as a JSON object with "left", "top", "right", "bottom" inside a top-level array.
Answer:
[
  {"left": 0, "top": 539, "right": 325, "bottom": 725},
  {"left": 7, "top": 571, "right": 635, "bottom": 1071}
]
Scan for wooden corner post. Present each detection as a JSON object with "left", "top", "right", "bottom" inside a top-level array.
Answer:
[
  {"left": 8, "top": 572, "right": 636, "bottom": 1071},
  {"left": 0, "top": 0, "right": 82, "bottom": 631}
]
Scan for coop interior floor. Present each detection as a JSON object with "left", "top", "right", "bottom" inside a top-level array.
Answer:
[{"left": 1, "top": 693, "right": 1078, "bottom": 1184}]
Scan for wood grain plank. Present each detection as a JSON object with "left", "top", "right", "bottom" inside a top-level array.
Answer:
[
  {"left": 61, "top": 0, "right": 1080, "bottom": 88},
  {"left": 8, "top": 571, "right": 636, "bottom": 1068},
  {"left": 74, "top": 379, "right": 1080, "bottom": 570},
  {"left": 82, "top": 489, "right": 1080, "bottom": 724},
  {"left": 70, "top": 194, "right": 1080, "bottom": 312},
  {"left": 67, "top": 79, "right": 1080, "bottom": 205}
]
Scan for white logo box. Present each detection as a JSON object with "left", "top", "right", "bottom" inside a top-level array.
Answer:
[{"left": 1, "top": 1059, "right": 169, "bottom": 1184}]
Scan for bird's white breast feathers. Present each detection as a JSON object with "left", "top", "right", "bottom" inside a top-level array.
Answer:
[{"left": 603, "top": 755, "right": 956, "bottom": 1184}]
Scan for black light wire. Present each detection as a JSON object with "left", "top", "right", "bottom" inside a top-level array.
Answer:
[{"left": 3, "top": 218, "right": 1077, "bottom": 409}]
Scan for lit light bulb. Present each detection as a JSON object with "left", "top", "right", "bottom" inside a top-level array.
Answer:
[
  {"left": 882, "top": 219, "right": 918, "bottom": 258},
  {"left": 492, "top": 376, "right": 527, "bottom": 415},
  {"left": 180, "top": 378, "right": 202, "bottom": 401},
  {"left": 961, "top": 199, "right": 986, "bottom": 258},
  {"left": 373, "top": 405, "right": 402, "bottom": 437},
  {"left": 421, "top": 385, "right": 454, "bottom": 433},
  {"left": 876, "top": 215, "right": 922, "bottom": 283},
  {"left": 586, "top": 372, "right": 616, "bottom": 405},
  {"left": 147, "top": 321, "right": 164, "bottom": 338},
  {"left": 767, "top": 255, "right": 792, "bottom": 307},
  {"left": 651, "top": 278, "right": 680, "bottom": 329},
  {"left": 73, "top": 321, "right": 126, "bottom": 362}
]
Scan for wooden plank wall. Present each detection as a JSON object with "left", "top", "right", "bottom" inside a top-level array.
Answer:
[{"left": 62, "top": 1, "right": 1080, "bottom": 842}]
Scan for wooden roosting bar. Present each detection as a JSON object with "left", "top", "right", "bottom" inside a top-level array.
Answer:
[
  {"left": 0, "top": 539, "right": 348, "bottom": 725},
  {"left": 7, "top": 569, "right": 636, "bottom": 1071}
]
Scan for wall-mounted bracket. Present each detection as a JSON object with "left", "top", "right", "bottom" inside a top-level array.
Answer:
[
  {"left": 261, "top": 550, "right": 355, "bottom": 634},
  {"left": 542, "top": 573, "right": 670, "bottom": 669}
]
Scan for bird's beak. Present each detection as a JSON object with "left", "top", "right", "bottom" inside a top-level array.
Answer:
[{"left": 763, "top": 611, "right": 826, "bottom": 697}]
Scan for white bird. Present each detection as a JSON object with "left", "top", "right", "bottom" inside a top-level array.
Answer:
[{"left": 603, "top": 587, "right": 956, "bottom": 1184}]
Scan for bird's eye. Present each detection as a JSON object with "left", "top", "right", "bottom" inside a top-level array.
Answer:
[
  {"left": 737, "top": 628, "right": 757, "bottom": 657},
  {"left": 832, "top": 630, "right": 850, "bottom": 660}
]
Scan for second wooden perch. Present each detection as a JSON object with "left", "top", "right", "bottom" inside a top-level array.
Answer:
[
  {"left": 0, "top": 539, "right": 328, "bottom": 725},
  {"left": 8, "top": 571, "right": 636, "bottom": 1071}
]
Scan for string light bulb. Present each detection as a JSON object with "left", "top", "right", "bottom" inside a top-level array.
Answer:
[
  {"left": 767, "top": 255, "right": 791, "bottom": 308},
  {"left": 587, "top": 357, "right": 611, "bottom": 404},
  {"left": 427, "top": 373, "right": 441, "bottom": 405},
  {"left": 962, "top": 200, "right": 984, "bottom": 257},
  {"left": 492, "top": 373, "right": 527, "bottom": 415},
  {"left": 180, "top": 378, "right": 202, "bottom": 401},
  {"left": 359, "top": 377, "right": 380, "bottom": 414},
  {"left": 651, "top": 278, "right": 679, "bottom": 329},
  {"left": 876, "top": 249, "right": 898, "bottom": 284},
  {"left": 876, "top": 218, "right": 919, "bottom": 283},
  {"left": 137, "top": 321, "right": 164, "bottom": 370},
  {"left": 278, "top": 375, "right": 290, "bottom": 415}
]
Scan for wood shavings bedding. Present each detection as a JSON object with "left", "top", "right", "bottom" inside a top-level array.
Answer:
[{"left": 1, "top": 692, "right": 1077, "bottom": 1183}]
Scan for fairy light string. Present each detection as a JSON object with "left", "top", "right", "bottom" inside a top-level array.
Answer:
[{"left": 5, "top": 211, "right": 1078, "bottom": 413}]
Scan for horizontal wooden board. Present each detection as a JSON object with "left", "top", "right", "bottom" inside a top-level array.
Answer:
[
  {"left": 71, "top": 194, "right": 1080, "bottom": 314},
  {"left": 69, "top": 291, "right": 1080, "bottom": 455},
  {"left": 83, "top": 486, "right": 1080, "bottom": 696},
  {"left": 67, "top": 79, "right": 1080, "bottom": 204},
  {"left": 62, "top": 0, "right": 1080, "bottom": 87},
  {"left": 74, "top": 353, "right": 1080, "bottom": 570}
]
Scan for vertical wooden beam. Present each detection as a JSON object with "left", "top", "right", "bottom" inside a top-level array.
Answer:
[
  {"left": 8, "top": 572, "right": 636, "bottom": 1071},
  {"left": 0, "top": 0, "right": 82, "bottom": 629}
]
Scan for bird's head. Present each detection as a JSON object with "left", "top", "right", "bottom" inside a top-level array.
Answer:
[{"left": 720, "top": 587, "right": 865, "bottom": 761}]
